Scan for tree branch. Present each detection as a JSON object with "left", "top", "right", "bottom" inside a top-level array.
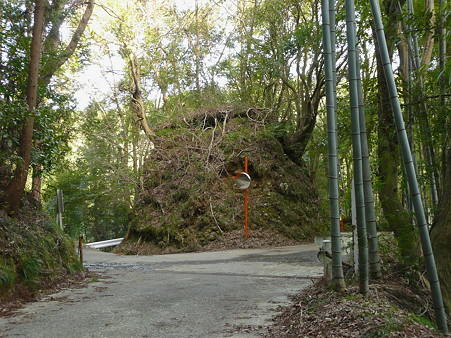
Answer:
[{"left": 40, "top": 0, "right": 94, "bottom": 85}]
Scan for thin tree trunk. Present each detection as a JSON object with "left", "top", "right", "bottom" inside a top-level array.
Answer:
[
  {"left": 31, "top": 164, "right": 42, "bottom": 201},
  {"left": 31, "top": 137, "right": 42, "bottom": 201},
  {"left": 194, "top": 0, "right": 201, "bottom": 94},
  {"left": 405, "top": 0, "right": 417, "bottom": 216},
  {"left": 6, "top": 0, "right": 45, "bottom": 214},
  {"left": 129, "top": 52, "right": 154, "bottom": 138}
]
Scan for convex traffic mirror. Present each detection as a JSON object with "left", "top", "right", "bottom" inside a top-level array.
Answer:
[{"left": 236, "top": 172, "right": 251, "bottom": 190}]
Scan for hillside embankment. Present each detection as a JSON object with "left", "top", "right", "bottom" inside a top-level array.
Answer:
[
  {"left": 0, "top": 199, "right": 82, "bottom": 301},
  {"left": 119, "top": 106, "right": 327, "bottom": 254}
]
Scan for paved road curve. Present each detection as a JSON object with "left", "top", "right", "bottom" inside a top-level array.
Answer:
[{"left": 0, "top": 245, "right": 322, "bottom": 337}]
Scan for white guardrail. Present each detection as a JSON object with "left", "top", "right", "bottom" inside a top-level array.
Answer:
[{"left": 86, "top": 237, "right": 124, "bottom": 249}]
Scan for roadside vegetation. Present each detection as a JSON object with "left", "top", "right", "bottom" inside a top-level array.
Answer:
[{"left": 0, "top": 200, "right": 82, "bottom": 302}]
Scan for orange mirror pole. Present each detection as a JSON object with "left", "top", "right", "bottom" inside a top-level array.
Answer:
[{"left": 244, "top": 157, "right": 249, "bottom": 239}]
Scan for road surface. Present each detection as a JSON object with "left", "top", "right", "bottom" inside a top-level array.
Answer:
[{"left": 0, "top": 245, "right": 322, "bottom": 337}]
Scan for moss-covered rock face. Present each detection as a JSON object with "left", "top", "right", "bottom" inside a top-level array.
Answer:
[
  {"left": 0, "top": 204, "right": 82, "bottom": 297},
  {"left": 126, "top": 107, "right": 327, "bottom": 252}
]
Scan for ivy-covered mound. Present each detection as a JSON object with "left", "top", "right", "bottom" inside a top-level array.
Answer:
[
  {"left": 0, "top": 199, "right": 82, "bottom": 300},
  {"left": 122, "top": 107, "right": 327, "bottom": 253}
]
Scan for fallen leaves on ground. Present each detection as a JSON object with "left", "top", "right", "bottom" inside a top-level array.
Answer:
[{"left": 266, "top": 279, "right": 447, "bottom": 337}]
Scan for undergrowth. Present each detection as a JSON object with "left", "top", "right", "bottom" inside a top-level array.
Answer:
[{"left": 0, "top": 200, "right": 82, "bottom": 299}]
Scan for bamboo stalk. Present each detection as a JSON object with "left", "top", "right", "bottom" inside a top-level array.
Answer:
[
  {"left": 355, "top": 39, "right": 381, "bottom": 280},
  {"left": 321, "top": 0, "right": 345, "bottom": 291},
  {"left": 345, "top": 0, "right": 368, "bottom": 296},
  {"left": 369, "top": 0, "right": 448, "bottom": 332}
]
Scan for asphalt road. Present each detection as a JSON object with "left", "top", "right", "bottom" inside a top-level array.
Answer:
[{"left": 0, "top": 245, "right": 322, "bottom": 338}]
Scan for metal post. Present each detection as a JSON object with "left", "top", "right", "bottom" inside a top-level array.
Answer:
[
  {"left": 244, "top": 157, "right": 249, "bottom": 239},
  {"left": 78, "top": 235, "right": 84, "bottom": 264},
  {"left": 56, "top": 189, "right": 64, "bottom": 230}
]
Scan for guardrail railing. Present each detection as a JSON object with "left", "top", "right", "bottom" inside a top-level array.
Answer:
[{"left": 86, "top": 237, "right": 124, "bottom": 249}]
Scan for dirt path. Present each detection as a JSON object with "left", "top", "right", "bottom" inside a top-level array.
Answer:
[{"left": 0, "top": 245, "right": 322, "bottom": 337}]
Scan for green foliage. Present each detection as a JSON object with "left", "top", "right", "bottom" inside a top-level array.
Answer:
[
  {"left": 363, "top": 311, "right": 438, "bottom": 337},
  {"left": 261, "top": 122, "right": 295, "bottom": 139},
  {"left": 0, "top": 0, "right": 31, "bottom": 175},
  {"left": 0, "top": 0, "right": 79, "bottom": 205},
  {"left": 44, "top": 164, "right": 131, "bottom": 242},
  {"left": 32, "top": 89, "right": 77, "bottom": 173},
  {"left": 20, "top": 257, "right": 43, "bottom": 287},
  {"left": 406, "top": 313, "right": 437, "bottom": 330},
  {"left": 0, "top": 210, "right": 82, "bottom": 293},
  {"left": 0, "top": 89, "right": 75, "bottom": 178},
  {"left": 0, "top": 258, "right": 16, "bottom": 288},
  {"left": 43, "top": 101, "right": 135, "bottom": 242},
  {"left": 363, "top": 320, "right": 402, "bottom": 337}
]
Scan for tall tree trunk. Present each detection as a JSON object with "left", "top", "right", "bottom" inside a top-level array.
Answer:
[
  {"left": 321, "top": 0, "right": 345, "bottom": 290},
  {"left": 431, "top": 135, "right": 451, "bottom": 315},
  {"left": 374, "top": 0, "right": 419, "bottom": 263},
  {"left": 28, "top": 0, "right": 94, "bottom": 204},
  {"left": 6, "top": 0, "right": 45, "bottom": 214},
  {"left": 346, "top": 0, "right": 369, "bottom": 295},
  {"left": 281, "top": 81, "right": 321, "bottom": 165}
]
